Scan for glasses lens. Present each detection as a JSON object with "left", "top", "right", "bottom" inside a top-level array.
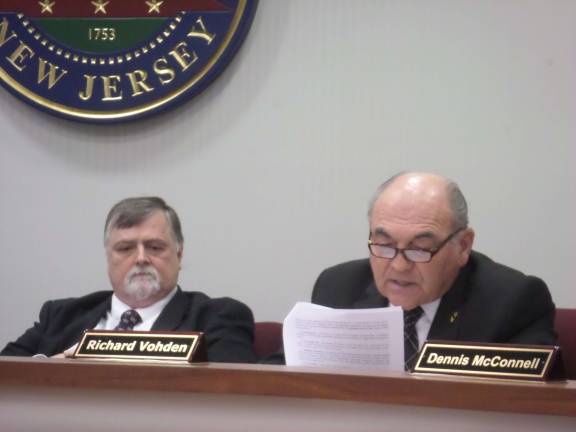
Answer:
[
  {"left": 404, "top": 249, "right": 432, "bottom": 263},
  {"left": 370, "top": 244, "right": 396, "bottom": 258}
]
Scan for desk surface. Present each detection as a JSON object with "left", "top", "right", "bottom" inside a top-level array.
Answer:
[{"left": 1, "top": 356, "right": 575, "bottom": 417}]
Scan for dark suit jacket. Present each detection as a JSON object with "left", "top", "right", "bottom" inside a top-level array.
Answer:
[
  {"left": 1, "top": 287, "right": 257, "bottom": 363},
  {"left": 312, "top": 251, "right": 557, "bottom": 345}
]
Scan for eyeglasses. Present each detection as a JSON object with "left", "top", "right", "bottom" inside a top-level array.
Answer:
[{"left": 368, "top": 228, "right": 464, "bottom": 263}]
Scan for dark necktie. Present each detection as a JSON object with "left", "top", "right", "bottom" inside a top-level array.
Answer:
[
  {"left": 404, "top": 306, "right": 424, "bottom": 371},
  {"left": 114, "top": 309, "right": 142, "bottom": 331}
]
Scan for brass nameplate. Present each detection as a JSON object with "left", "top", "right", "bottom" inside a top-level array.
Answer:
[
  {"left": 73, "top": 330, "right": 205, "bottom": 363},
  {"left": 413, "top": 341, "right": 560, "bottom": 381}
]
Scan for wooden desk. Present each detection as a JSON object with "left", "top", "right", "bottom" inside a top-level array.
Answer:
[{"left": 0, "top": 357, "right": 574, "bottom": 431}]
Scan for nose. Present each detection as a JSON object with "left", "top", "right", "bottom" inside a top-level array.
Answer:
[
  {"left": 390, "top": 251, "right": 413, "bottom": 272},
  {"left": 135, "top": 244, "right": 150, "bottom": 265}
]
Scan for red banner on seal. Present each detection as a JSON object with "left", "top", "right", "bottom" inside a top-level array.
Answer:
[{"left": 0, "top": 0, "right": 230, "bottom": 18}]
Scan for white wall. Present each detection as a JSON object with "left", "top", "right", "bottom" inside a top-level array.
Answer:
[{"left": 1, "top": 0, "right": 575, "bottom": 349}]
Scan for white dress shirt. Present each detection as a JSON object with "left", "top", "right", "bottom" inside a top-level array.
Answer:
[
  {"left": 416, "top": 298, "right": 441, "bottom": 349},
  {"left": 52, "top": 287, "right": 179, "bottom": 357},
  {"left": 95, "top": 286, "right": 178, "bottom": 331}
]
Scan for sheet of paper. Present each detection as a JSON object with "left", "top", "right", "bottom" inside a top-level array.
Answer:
[{"left": 283, "top": 302, "right": 404, "bottom": 371}]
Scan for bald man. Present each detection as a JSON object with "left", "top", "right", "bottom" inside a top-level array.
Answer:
[{"left": 312, "top": 172, "right": 556, "bottom": 367}]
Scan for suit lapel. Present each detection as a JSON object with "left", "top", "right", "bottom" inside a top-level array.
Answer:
[
  {"left": 428, "top": 262, "right": 472, "bottom": 341},
  {"left": 52, "top": 295, "right": 111, "bottom": 355},
  {"left": 88, "top": 298, "right": 112, "bottom": 328},
  {"left": 65, "top": 295, "right": 111, "bottom": 334},
  {"left": 151, "top": 287, "right": 187, "bottom": 331}
]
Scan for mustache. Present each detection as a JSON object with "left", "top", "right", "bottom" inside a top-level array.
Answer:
[{"left": 126, "top": 265, "right": 159, "bottom": 281}]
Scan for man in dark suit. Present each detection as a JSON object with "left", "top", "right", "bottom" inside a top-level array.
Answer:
[
  {"left": 312, "top": 172, "right": 556, "bottom": 367},
  {"left": 1, "top": 197, "right": 256, "bottom": 363}
]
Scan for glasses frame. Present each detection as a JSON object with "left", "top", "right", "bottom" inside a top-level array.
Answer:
[{"left": 368, "top": 227, "right": 465, "bottom": 263}]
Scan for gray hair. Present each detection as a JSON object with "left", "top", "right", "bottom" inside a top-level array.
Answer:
[
  {"left": 104, "top": 197, "right": 184, "bottom": 247},
  {"left": 367, "top": 172, "right": 469, "bottom": 230}
]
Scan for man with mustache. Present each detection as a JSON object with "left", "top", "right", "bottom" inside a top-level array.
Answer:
[
  {"left": 311, "top": 172, "right": 557, "bottom": 369},
  {"left": 1, "top": 197, "right": 257, "bottom": 363}
]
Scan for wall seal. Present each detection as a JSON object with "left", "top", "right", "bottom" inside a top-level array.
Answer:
[{"left": 0, "top": 0, "right": 258, "bottom": 123}]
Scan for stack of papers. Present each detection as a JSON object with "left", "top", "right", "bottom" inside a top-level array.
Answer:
[{"left": 283, "top": 302, "right": 404, "bottom": 371}]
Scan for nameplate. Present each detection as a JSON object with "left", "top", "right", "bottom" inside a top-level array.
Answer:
[
  {"left": 412, "top": 341, "right": 560, "bottom": 381},
  {"left": 73, "top": 330, "right": 205, "bottom": 363}
]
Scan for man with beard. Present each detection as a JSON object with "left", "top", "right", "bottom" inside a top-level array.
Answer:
[{"left": 1, "top": 197, "right": 257, "bottom": 363}]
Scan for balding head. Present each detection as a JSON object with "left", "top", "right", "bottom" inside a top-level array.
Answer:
[{"left": 368, "top": 172, "right": 469, "bottom": 231}]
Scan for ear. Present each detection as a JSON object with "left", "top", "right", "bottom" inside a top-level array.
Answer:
[
  {"left": 456, "top": 228, "right": 475, "bottom": 266},
  {"left": 177, "top": 244, "right": 183, "bottom": 261}
]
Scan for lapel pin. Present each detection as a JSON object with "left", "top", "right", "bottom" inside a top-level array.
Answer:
[{"left": 450, "top": 311, "right": 459, "bottom": 324}]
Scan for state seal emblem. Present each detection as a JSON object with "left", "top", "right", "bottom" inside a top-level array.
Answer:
[{"left": 0, "top": 0, "right": 257, "bottom": 122}]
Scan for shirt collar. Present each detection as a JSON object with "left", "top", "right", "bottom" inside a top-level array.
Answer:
[
  {"left": 420, "top": 298, "right": 441, "bottom": 323},
  {"left": 110, "top": 286, "right": 178, "bottom": 324}
]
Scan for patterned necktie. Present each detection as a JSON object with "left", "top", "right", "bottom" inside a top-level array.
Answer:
[
  {"left": 114, "top": 309, "right": 142, "bottom": 331},
  {"left": 404, "top": 306, "right": 424, "bottom": 371}
]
